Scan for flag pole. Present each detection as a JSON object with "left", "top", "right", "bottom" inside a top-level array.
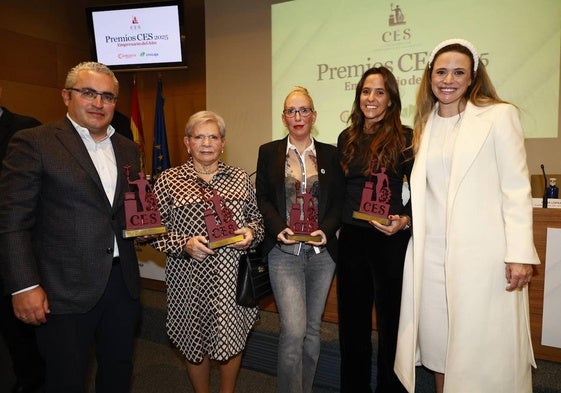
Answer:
[
  {"left": 130, "top": 76, "right": 146, "bottom": 172},
  {"left": 152, "top": 76, "right": 171, "bottom": 179}
]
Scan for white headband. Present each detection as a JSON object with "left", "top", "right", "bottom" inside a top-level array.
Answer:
[{"left": 428, "top": 38, "right": 480, "bottom": 72}]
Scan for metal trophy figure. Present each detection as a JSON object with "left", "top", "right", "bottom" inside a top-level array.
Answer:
[
  {"left": 202, "top": 188, "right": 244, "bottom": 249},
  {"left": 122, "top": 165, "right": 167, "bottom": 238},
  {"left": 352, "top": 160, "right": 391, "bottom": 225},
  {"left": 287, "top": 181, "right": 322, "bottom": 242}
]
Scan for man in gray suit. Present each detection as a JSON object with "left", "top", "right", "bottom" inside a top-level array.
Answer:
[{"left": 0, "top": 62, "right": 141, "bottom": 393}]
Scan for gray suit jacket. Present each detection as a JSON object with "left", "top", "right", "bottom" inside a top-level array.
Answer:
[{"left": 0, "top": 118, "right": 141, "bottom": 314}]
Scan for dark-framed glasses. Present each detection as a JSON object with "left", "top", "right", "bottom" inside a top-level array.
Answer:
[
  {"left": 282, "top": 107, "right": 314, "bottom": 118},
  {"left": 66, "top": 87, "right": 118, "bottom": 104}
]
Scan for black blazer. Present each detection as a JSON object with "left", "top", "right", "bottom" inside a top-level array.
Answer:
[
  {"left": 0, "top": 118, "right": 141, "bottom": 313},
  {"left": 0, "top": 106, "right": 41, "bottom": 171},
  {"left": 255, "top": 137, "right": 344, "bottom": 261}
]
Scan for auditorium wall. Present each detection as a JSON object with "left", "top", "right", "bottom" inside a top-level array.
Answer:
[
  {"left": 1, "top": 0, "right": 559, "bottom": 176},
  {"left": 0, "top": 0, "right": 205, "bottom": 173}
]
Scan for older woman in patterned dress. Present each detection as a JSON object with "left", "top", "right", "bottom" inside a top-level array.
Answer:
[{"left": 150, "top": 110, "right": 264, "bottom": 393}]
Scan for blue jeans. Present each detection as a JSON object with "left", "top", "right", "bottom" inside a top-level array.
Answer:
[{"left": 268, "top": 245, "right": 336, "bottom": 393}]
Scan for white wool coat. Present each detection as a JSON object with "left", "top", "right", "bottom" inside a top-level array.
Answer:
[{"left": 394, "top": 102, "right": 540, "bottom": 393}]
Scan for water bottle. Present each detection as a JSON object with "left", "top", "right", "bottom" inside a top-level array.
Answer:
[{"left": 546, "top": 178, "right": 559, "bottom": 199}]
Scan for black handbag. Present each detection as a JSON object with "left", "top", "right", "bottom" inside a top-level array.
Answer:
[{"left": 236, "top": 249, "right": 272, "bottom": 307}]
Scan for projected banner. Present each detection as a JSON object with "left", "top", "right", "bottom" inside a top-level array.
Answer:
[{"left": 272, "top": 0, "right": 561, "bottom": 143}]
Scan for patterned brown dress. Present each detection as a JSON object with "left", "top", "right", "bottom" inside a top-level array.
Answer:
[{"left": 151, "top": 159, "right": 264, "bottom": 362}]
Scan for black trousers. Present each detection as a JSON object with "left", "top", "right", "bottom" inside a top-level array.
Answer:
[
  {"left": 35, "top": 264, "right": 140, "bottom": 393},
  {"left": 0, "top": 279, "right": 44, "bottom": 387},
  {"left": 337, "top": 223, "right": 409, "bottom": 393}
]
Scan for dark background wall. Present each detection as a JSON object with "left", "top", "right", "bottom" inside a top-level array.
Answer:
[{"left": 0, "top": 0, "right": 205, "bottom": 172}]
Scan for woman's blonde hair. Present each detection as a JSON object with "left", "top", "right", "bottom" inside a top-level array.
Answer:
[
  {"left": 185, "top": 110, "right": 226, "bottom": 137},
  {"left": 283, "top": 86, "right": 315, "bottom": 109}
]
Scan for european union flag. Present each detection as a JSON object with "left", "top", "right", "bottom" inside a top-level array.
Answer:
[{"left": 152, "top": 79, "right": 171, "bottom": 177}]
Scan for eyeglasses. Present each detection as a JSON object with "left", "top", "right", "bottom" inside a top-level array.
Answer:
[
  {"left": 66, "top": 87, "right": 118, "bottom": 104},
  {"left": 189, "top": 134, "right": 222, "bottom": 142},
  {"left": 282, "top": 107, "right": 314, "bottom": 118}
]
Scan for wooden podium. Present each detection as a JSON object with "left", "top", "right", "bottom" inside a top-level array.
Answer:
[{"left": 530, "top": 208, "right": 561, "bottom": 362}]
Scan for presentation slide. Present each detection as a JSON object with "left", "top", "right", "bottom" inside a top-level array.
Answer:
[
  {"left": 90, "top": 5, "right": 182, "bottom": 66},
  {"left": 272, "top": 0, "right": 560, "bottom": 143}
]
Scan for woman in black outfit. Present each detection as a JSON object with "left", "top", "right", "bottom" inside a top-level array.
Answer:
[{"left": 337, "top": 67, "right": 413, "bottom": 393}]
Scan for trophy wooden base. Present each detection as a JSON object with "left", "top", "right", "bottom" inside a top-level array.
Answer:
[
  {"left": 352, "top": 211, "right": 391, "bottom": 225},
  {"left": 287, "top": 234, "right": 323, "bottom": 242},
  {"left": 122, "top": 226, "right": 167, "bottom": 239},
  {"left": 208, "top": 234, "right": 245, "bottom": 249}
]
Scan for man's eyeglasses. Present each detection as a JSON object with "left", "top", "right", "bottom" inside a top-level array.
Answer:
[
  {"left": 282, "top": 107, "right": 314, "bottom": 118},
  {"left": 66, "top": 87, "right": 118, "bottom": 105}
]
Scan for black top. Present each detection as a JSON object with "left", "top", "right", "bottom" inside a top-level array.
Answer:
[
  {"left": 337, "top": 127, "right": 413, "bottom": 228},
  {"left": 0, "top": 106, "right": 41, "bottom": 171}
]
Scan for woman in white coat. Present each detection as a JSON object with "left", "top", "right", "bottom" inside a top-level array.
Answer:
[{"left": 394, "top": 39, "right": 540, "bottom": 393}]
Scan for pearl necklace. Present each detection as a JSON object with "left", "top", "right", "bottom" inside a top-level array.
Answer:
[{"left": 193, "top": 165, "right": 218, "bottom": 175}]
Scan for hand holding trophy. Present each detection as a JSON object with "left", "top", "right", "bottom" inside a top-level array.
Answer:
[
  {"left": 352, "top": 160, "right": 392, "bottom": 225},
  {"left": 202, "top": 188, "right": 245, "bottom": 249},
  {"left": 122, "top": 165, "right": 167, "bottom": 238},
  {"left": 286, "top": 181, "right": 322, "bottom": 242}
]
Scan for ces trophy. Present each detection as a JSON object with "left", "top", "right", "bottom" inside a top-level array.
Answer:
[
  {"left": 122, "top": 165, "right": 167, "bottom": 238},
  {"left": 287, "top": 182, "right": 322, "bottom": 242},
  {"left": 352, "top": 161, "right": 391, "bottom": 225},
  {"left": 203, "top": 188, "right": 244, "bottom": 249}
]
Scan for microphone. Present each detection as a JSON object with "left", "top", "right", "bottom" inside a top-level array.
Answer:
[{"left": 541, "top": 164, "right": 548, "bottom": 208}]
